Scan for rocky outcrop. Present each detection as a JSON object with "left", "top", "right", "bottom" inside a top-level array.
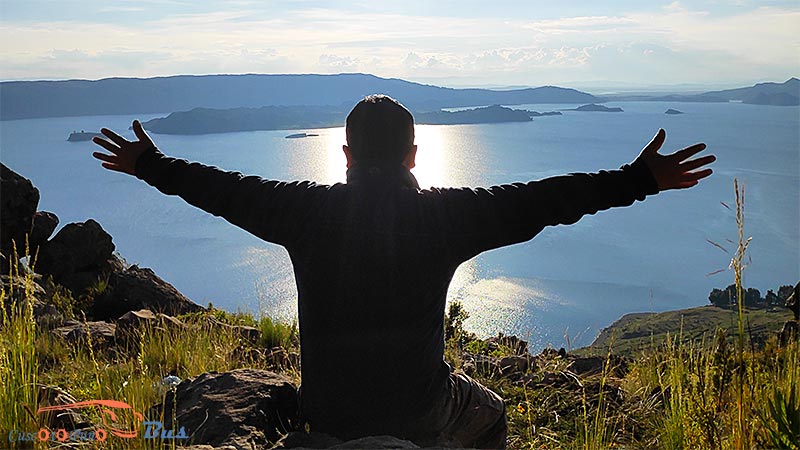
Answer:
[
  {"left": 52, "top": 319, "right": 117, "bottom": 348},
  {"left": 114, "top": 309, "right": 186, "bottom": 345},
  {"left": 29, "top": 211, "right": 59, "bottom": 253},
  {"left": 93, "top": 265, "right": 204, "bottom": 320},
  {"left": 149, "top": 369, "right": 300, "bottom": 448},
  {"left": 36, "top": 219, "right": 123, "bottom": 296},
  {"left": 206, "top": 316, "right": 261, "bottom": 344},
  {"left": 0, "top": 163, "right": 40, "bottom": 266}
]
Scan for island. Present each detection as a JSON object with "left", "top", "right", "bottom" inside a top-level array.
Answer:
[
  {"left": 285, "top": 133, "right": 319, "bottom": 139},
  {"left": 664, "top": 109, "right": 684, "bottom": 115},
  {"left": 67, "top": 131, "right": 103, "bottom": 142},
  {"left": 140, "top": 104, "right": 543, "bottom": 134},
  {"left": 564, "top": 104, "right": 624, "bottom": 112},
  {"left": 527, "top": 110, "right": 562, "bottom": 117}
]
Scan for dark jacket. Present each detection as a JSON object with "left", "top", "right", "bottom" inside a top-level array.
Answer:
[{"left": 134, "top": 148, "right": 659, "bottom": 439}]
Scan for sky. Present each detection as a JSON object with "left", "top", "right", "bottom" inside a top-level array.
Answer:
[{"left": 1, "top": 0, "right": 798, "bottom": 90}]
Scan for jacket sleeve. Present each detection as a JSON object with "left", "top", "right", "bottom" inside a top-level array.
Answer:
[
  {"left": 134, "top": 148, "right": 321, "bottom": 246},
  {"left": 434, "top": 158, "right": 660, "bottom": 262}
]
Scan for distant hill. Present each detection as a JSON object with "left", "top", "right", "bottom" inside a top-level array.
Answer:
[
  {"left": 704, "top": 77, "right": 799, "bottom": 105},
  {"left": 0, "top": 73, "right": 597, "bottom": 121},
  {"left": 575, "top": 305, "right": 793, "bottom": 357},
  {"left": 601, "top": 78, "right": 799, "bottom": 105}
]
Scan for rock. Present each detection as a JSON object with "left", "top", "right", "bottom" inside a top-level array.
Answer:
[
  {"left": 36, "top": 219, "right": 119, "bottom": 296},
  {"left": 0, "top": 163, "right": 39, "bottom": 263},
  {"left": 273, "top": 432, "right": 419, "bottom": 449},
  {"left": 568, "top": 356, "right": 605, "bottom": 375},
  {"left": 273, "top": 431, "right": 344, "bottom": 448},
  {"left": 206, "top": 316, "right": 261, "bottom": 344},
  {"left": 331, "top": 436, "right": 418, "bottom": 449},
  {"left": 148, "top": 369, "right": 300, "bottom": 448},
  {"left": 114, "top": 309, "right": 186, "bottom": 343},
  {"left": 52, "top": 320, "right": 116, "bottom": 348},
  {"left": 93, "top": 265, "right": 204, "bottom": 321},
  {"left": 665, "top": 108, "right": 684, "bottom": 115},
  {"left": 567, "top": 355, "right": 629, "bottom": 377},
  {"left": 461, "top": 353, "right": 501, "bottom": 377},
  {"left": 499, "top": 355, "right": 530, "bottom": 375},
  {"left": 36, "top": 384, "right": 92, "bottom": 432},
  {"left": 29, "top": 211, "right": 59, "bottom": 253}
]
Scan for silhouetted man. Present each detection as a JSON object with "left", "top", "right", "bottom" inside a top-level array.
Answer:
[{"left": 92, "top": 95, "right": 715, "bottom": 448}]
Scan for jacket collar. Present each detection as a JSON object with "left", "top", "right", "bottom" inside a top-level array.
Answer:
[{"left": 345, "top": 161, "right": 420, "bottom": 190}]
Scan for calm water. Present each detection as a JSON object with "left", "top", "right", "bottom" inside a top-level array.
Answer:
[{"left": 1, "top": 101, "right": 798, "bottom": 351}]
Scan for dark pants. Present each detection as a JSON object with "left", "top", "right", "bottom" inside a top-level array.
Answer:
[{"left": 410, "top": 372, "right": 507, "bottom": 449}]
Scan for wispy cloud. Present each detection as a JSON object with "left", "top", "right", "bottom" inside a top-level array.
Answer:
[{"left": 1, "top": 2, "right": 797, "bottom": 85}]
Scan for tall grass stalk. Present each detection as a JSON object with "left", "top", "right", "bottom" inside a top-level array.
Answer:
[
  {"left": 0, "top": 247, "right": 39, "bottom": 449},
  {"left": 731, "top": 179, "right": 752, "bottom": 449}
]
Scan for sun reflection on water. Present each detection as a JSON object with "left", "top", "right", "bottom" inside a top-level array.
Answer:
[{"left": 278, "top": 124, "right": 509, "bottom": 337}]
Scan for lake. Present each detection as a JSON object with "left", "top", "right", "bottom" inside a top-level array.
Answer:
[{"left": 1, "top": 101, "right": 798, "bottom": 351}]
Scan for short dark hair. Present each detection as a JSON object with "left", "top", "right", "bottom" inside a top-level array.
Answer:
[{"left": 345, "top": 95, "right": 414, "bottom": 164}]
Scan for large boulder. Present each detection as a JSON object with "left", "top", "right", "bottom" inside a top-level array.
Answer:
[
  {"left": 29, "top": 211, "right": 59, "bottom": 254},
  {"left": 36, "top": 219, "right": 122, "bottom": 296},
  {"left": 0, "top": 163, "right": 39, "bottom": 263},
  {"left": 148, "top": 369, "right": 300, "bottom": 448},
  {"left": 93, "top": 265, "right": 204, "bottom": 320}
]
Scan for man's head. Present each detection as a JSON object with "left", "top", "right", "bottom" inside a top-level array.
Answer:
[{"left": 344, "top": 95, "right": 417, "bottom": 169}]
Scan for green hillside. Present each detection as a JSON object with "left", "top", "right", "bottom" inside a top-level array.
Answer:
[{"left": 576, "top": 305, "right": 793, "bottom": 357}]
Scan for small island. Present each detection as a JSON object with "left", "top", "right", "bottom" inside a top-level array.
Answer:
[
  {"left": 285, "top": 133, "right": 319, "bottom": 139},
  {"left": 67, "top": 131, "right": 103, "bottom": 142},
  {"left": 565, "top": 103, "right": 624, "bottom": 112},
  {"left": 664, "top": 109, "right": 684, "bottom": 115},
  {"left": 527, "top": 110, "right": 562, "bottom": 117}
]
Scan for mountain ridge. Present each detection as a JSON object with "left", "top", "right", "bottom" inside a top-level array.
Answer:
[{"left": 0, "top": 73, "right": 597, "bottom": 121}]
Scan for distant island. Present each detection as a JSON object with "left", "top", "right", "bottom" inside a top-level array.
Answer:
[
  {"left": 141, "top": 106, "right": 346, "bottom": 135},
  {"left": 527, "top": 111, "right": 562, "bottom": 117},
  {"left": 664, "top": 109, "right": 684, "bottom": 115},
  {"left": 285, "top": 133, "right": 319, "bottom": 139},
  {"left": 142, "top": 104, "right": 542, "bottom": 135},
  {"left": 565, "top": 104, "right": 624, "bottom": 112},
  {"left": 67, "top": 131, "right": 103, "bottom": 142}
]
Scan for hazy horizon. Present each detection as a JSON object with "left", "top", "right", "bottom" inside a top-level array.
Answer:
[
  {"left": 1, "top": 71, "right": 796, "bottom": 98},
  {"left": 1, "top": 1, "right": 798, "bottom": 89}
]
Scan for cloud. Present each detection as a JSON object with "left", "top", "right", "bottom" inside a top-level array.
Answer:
[
  {"left": 1, "top": 2, "right": 797, "bottom": 85},
  {"left": 317, "top": 54, "right": 359, "bottom": 71}
]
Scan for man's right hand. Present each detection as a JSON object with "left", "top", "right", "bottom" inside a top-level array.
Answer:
[{"left": 92, "top": 120, "right": 155, "bottom": 176}]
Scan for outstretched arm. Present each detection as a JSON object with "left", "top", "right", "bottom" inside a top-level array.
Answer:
[
  {"left": 91, "top": 120, "right": 324, "bottom": 246},
  {"left": 439, "top": 129, "right": 716, "bottom": 261}
]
